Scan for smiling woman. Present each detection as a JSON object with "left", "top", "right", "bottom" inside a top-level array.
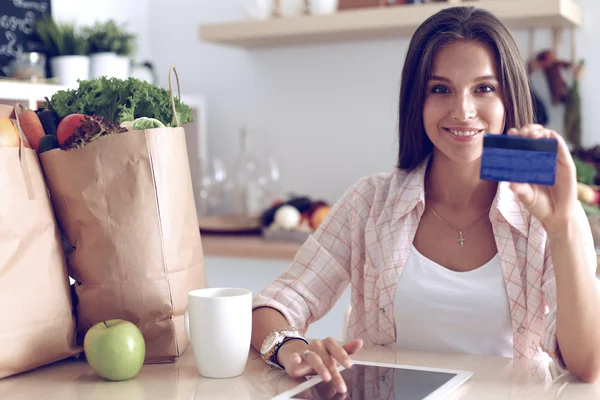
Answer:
[{"left": 250, "top": 5, "right": 600, "bottom": 392}]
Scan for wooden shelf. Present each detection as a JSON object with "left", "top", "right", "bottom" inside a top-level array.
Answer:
[
  {"left": 198, "top": 0, "right": 581, "bottom": 48},
  {"left": 200, "top": 233, "right": 302, "bottom": 260}
]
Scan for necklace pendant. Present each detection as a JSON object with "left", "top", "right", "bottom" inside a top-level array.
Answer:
[{"left": 458, "top": 231, "right": 466, "bottom": 247}]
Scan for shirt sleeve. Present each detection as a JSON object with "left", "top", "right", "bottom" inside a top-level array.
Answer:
[
  {"left": 542, "top": 202, "right": 597, "bottom": 375},
  {"left": 252, "top": 182, "right": 363, "bottom": 332}
]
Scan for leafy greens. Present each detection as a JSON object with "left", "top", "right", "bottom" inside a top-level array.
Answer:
[
  {"left": 62, "top": 115, "right": 127, "bottom": 150},
  {"left": 48, "top": 77, "right": 193, "bottom": 127}
]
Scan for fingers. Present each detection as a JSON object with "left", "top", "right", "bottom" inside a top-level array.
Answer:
[
  {"left": 507, "top": 125, "right": 551, "bottom": 139},
  {"left": 304, "top": 349, "right": 333, "bottom": 382},
  {"left": 303, "top": 338, "right": 348, "bottom": 394},
  {"left": 320, "top": 338, "right": 347, "bottom": 393},
  {"left": 342, "top": 339, "right": 363, "bottom": 355},
  {"left": 507, "top": 123, "right": 543, "bottom": 134},
  {"left": 510, "top": 182, "right": 535, "bottom": 206},
  {"left": 506, "top": 126, "right": 576, "bottom": 171},
  {"left": 545, "top": 130, "right": 576, "bottom": 169},
  {"left": 326, "top": 338, "right": 353, "bottom": 368},
  {"left": 283, "top": 338, "right": 361, "bottom": 394}
]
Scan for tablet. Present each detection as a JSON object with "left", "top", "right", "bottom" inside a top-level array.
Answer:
[{"left": 272, "top": 360, "right": 473, "bottom": 400}]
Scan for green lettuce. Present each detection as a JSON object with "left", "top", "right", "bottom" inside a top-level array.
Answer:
[
  {"left": 48, "top": 77, "right": 192, "bottom": 127},
  {"left": 132, "top": 117, "right": 165, "bottom": 130}
]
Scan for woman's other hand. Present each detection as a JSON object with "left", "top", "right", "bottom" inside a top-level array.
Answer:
[{"left": 276, "top": 337, "right": 363, "bottom": 394}]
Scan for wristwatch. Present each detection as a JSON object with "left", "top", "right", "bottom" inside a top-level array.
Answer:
[{"left": 260, "top": 326, "right": 309, "bottom": 369}]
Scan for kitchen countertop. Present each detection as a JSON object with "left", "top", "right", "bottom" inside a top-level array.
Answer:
[{"left": 2, "top": 345, "right": 599, "bottom": 399}]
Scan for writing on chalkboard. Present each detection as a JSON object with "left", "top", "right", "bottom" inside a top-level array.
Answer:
[
  {"left": 12, "top": 0, "right": 49, "bottom": 13},
  {"left": 0, "top": 0, "right": 51, "bottom": 76},
  {"left": 0, "top": 12, "right": 36, "bottom": 55}
]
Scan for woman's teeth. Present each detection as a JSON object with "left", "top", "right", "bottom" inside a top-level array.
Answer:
[{"left": 448, "top": 129, "right": 480, "bottom": 137}]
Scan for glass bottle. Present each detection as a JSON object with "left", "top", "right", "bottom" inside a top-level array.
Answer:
[{"left": 231, "top": 126, "right": 265, "bottom": 216}]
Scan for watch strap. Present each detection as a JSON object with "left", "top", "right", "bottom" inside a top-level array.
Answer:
[{"left": 273, "top": 336, "right": 309, "bottom": 368}]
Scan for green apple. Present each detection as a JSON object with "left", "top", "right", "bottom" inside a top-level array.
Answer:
[{"left": 83, "top": 319, "right": 146, "bottom": 381}]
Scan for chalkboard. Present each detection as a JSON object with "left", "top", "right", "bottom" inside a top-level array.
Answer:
[{"left": 0, "top": 0, "right": 52, "bottom": 77}]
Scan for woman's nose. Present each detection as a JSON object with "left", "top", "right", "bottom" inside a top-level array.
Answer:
[{"left": 451, "top": 93, "right": 477, "bottom": 121}]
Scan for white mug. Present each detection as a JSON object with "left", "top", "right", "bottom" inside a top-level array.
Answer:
[{"left": 184, "top": 288, "right": 252, "bottom": 379}]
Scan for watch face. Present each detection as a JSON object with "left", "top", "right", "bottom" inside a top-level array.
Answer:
[{"left": 261, "top": 332, "right": 279, "bottom": 353}]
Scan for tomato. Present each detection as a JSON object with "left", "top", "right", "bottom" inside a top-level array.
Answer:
[{"left": 57, "top": 114, "right": 85, "bottom": 145}]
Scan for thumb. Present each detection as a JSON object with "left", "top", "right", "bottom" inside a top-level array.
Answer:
[
  {"left": 282, "top": 352, "right": 312, "bottom": 377},
  {"left": 342, "top": 339, "right": 363, "bottom": 355},
  {"left": 510, "top": 182, "right": 535, "bottom": 206},
  {"left": 288, "top": 352, "right": 303, "bottom": 365}
]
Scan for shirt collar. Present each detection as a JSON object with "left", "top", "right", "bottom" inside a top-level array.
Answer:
[
  {"left": 492, "top": 181, "right": 530, "bottom": 237},
  {"left": 390, "top": 157, "right": 428, "bottom": 224},
  {"left": 390, "top": 156, "right": 529, "bottom": 237}
]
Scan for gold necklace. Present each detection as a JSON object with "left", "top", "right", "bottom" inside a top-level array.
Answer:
[{"left": 428, "top": 205, "right": 491, "bottom": 248}]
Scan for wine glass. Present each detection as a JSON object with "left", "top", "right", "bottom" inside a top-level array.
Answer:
[
  {"left": 195, "top": 157, "right": 228, "bottom": 215},
  {"left": 259, "top": 156, "right": 282, "bottom": 206}
]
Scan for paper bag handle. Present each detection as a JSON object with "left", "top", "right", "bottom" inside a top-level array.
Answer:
[
  {"left": 168, "top": 66, "right": 182, "bottom": 128},
  {"left": 14, "top": 104, "right": 36, "bottom": 200}
]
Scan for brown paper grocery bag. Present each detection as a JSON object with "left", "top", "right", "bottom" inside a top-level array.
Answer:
[
  {"left": 0, "top": 104, "right": 80, "bottom": 379},
  {"left": 38, "top": 72, "right": 206, "bottom": 363}
]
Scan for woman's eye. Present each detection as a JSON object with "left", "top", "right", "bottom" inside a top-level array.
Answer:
[
  {"left": 477, "top": 84, "right": 495, "bottom": 93},
  {"left": 431, "top": 85, "right": 450, "bottom": 94}
]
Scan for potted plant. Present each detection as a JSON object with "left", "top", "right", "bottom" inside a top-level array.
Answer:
[
  {"left": 84, "top": 20, "right": 137, "bottom": 80},
  {"left": 35, "top": 17, "right": 89, "bottom": 87}
]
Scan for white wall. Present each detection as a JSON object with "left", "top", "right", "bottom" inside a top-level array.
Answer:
[
  {"left": 146, "top": 0, "right": 600, "bottom": 205},
  {"left": 51, "top": 0, "right": 152, "bottom": 62}
]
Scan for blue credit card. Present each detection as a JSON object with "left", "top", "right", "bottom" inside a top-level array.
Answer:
[{"left": 480, "top": 134, "right": 558, "bottom": 186}]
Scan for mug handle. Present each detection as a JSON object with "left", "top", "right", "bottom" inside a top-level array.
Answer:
[{"left": 184, "top": 307, "right": 190, "bottom": 340}]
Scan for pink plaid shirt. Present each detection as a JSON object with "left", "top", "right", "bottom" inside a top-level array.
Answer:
[{"left": 253, "top": 158, "right": 596, "bottom": 370}]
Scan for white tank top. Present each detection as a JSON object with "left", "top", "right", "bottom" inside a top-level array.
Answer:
[{"left": 394, "top": 245, "right": 514, "bottom": 358}]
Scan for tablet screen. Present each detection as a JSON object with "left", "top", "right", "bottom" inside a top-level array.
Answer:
[{"left": 290, "top": 363, "right": 458, "bottom": 400}]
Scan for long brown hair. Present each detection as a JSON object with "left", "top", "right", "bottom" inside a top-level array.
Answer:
[{"left": 397, "top": 6, "right": 534, "bottom": 170}]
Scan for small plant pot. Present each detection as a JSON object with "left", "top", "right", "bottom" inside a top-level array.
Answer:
[
  {"left": 50, "top": 55, "right": 90, "bottom": 87},
  {"left": 90, "top": 52, "right": 130, "bottom": 79}
]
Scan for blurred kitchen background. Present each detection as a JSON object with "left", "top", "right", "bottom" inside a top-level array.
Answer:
[
  {"left": 2, "top": 0, "right": 597, "bottom": 212},
  {"left": 2, "top": 0, "right": 599, "bottom": 339}
]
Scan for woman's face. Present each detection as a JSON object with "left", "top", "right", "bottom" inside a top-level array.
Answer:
[{"left": 423, "top": 40, "right": 505, "bottom": 164}]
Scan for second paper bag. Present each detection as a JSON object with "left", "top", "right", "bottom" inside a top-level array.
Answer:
[{"left": 0, "top": 104, "right": 80, "bottom": 379}]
